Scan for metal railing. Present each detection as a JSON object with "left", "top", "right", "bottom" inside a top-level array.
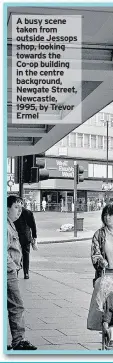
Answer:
[{"left": 27, "top": 202, "right": 103, "bottom": 213}]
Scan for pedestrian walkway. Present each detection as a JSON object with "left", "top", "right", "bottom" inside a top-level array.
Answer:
[{"left": 7, "top": 243, "right": 102, "bottom": 352}]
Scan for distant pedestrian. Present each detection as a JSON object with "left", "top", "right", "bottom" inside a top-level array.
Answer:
[
  {"left": 14, "top": 202, "right": 37, "bottom": 279},
  {"left": 72, "top": 202, "right": 74, "bottom": 213},
  {"left": 42, "top": 199, "right": 46, "bottom": 212},
  {"left": 7, "top": 195, "right": 37, "bottom": 350},
  {"left": 87, "top": 198, "right": 90, "bottom": 212},
  {"left": 79, "top": 199, "right": 82, "bottom": 211}
]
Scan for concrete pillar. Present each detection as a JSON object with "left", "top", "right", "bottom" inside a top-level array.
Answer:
[
  {"left": 65, "top": 191, "right": 68, "bottom": 212},
  {"left": 33, "top": 190, "right": 41, "bottom": 211},
  {"left": 85, "top": 191, "right": 87, "bottom": 212}
]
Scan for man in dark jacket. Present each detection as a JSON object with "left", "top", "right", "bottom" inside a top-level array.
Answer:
[
  {"left": 7, "top": 195, "right": 37, "bottom": 350},
  {"left": 14, "top": 205, "right": 37, "bottom": 279}
]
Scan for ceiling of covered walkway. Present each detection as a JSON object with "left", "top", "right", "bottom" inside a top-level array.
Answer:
[{"left": 7, "top": 5, "right": 113, "bottom": 156}]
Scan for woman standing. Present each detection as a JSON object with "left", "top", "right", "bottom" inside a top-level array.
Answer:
[{"left": 87, "top": 204, "right": 113, "bottom": 349}]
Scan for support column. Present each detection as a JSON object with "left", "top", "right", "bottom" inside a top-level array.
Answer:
[
  {"left": 85, "top": 191, "right": 87, "bottom": 212},
  {"left": 33, "top": 190, "right": 41, "bottom": 211},
  {"left": 65, "top": 191, "right": 68, "bottom": 212},
  {"left": 19, "top": 156, "right": 23, "bottom": 198}
]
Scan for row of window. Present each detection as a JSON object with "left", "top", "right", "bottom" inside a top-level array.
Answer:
[
  {"left": 86, "top": 113, "right": 113, "bottom": 127},
  {"left": 57, "top": 133, "right": 113, "bottom": 150},
  {"left": 88, "top": 163, "right": 113, "bottom": 178}
]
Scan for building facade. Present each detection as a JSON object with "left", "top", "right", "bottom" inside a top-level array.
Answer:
[{"left": 7, "top": 106, "right": 113, "bottom": 211}]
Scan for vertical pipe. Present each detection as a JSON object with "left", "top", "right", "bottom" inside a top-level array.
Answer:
[
  {"left": 106, "top": 121, "right": 109, "bottom": 202},
  {"left": 74, "top": 161, "right": 77, "bottom": 237},
  {"left": 106, "top": 121, "right": 108, "bottom": 185},
  {"left": 19, "top": 156, "right": 23, "bottom": 198}
]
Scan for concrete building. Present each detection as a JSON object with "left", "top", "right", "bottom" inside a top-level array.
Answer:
[{"left": 7, "top": 104, "right": 113, "bottom": 211}]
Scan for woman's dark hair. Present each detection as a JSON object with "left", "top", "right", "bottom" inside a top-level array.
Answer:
[
  {"left": 101, "top": 203, "right": 113, "bottom": 225},
  {"left": 7, "top": 195, "right": 23, "bottom": 208}
]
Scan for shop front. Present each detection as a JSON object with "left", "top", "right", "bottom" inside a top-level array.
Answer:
[{"left": 40, "top": 188, "right": 87, "bottom": 213}]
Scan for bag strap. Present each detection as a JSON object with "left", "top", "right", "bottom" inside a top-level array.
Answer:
[{"left": 102, "top": 267, "right": 106, "bottom": 277}]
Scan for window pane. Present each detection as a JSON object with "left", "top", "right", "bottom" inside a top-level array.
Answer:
[
  {"left": 98, "top": 135, "right": 103, "bottom": 149},
  {"left": 69, "top": 133, "right": 76, "bottom": 147},
  {"left": 94, "top": 164, "right": 106, "bottom": 178},
  {"left": 91, "top": 135, "right": 96, "bottom": 148},
  {"left": 56, "top": 140, "right": 63, "bottom": 146},
  {"left": 57, "top": 136, "right": 69, "bottom": 147},
  {"left": 110, "top": 137, "right": 113, "bottom": 149},
  {"left": 77, "top": 133, "right": 83, "bottom": 147},
  {"left": 108, "top": 165, "right": 112, "bottom": 178},
  {"left": 88, "top": 164, "right": 93, "bottom": 177},
  {"left": 104, "top": 136, "right": 107, "bottom": 150},
  {"left": 58, "top": 147, "right": 67, "bottom": 156},
  {"left": 62, "top": 136, "right": 69, "bottom": 147},
  {"left": 104, "top": 113, "right": 109, "bottom": 122},
  {"left": 110, "top": 115, "right": 113, "bottom": 127},
  {"left": 90, "top": 115, "right": 96, "bottom": 125},
  {"left": 7, "top": 158, "right": 11, "bottom": 173},
  {"left": 99, "top": 113, "right": 104, "bottom": 120},
  {"left": 88, "top": 163, "right": 112, "bottom": 178},
  {"left": 98, "top": 113, "right": 105, "bottom": 126},
  {"left": 104, "top": 137, "right": 110, "bottom": 150},
  {"left": 84, "top": 134, "right": 90, "bottom": 148},
  {"left": 12, "top": 158, "right": 15, "bottom": 174}
]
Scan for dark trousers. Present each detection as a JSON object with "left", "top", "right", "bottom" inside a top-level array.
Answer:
[
  {"left": 7, "top": 271, "right": 25, "bottom": 348},
  {"left": 21, "top": 243, "right": 30, "bottom": 275}
]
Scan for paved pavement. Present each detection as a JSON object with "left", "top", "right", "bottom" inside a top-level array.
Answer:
[{"left": 7, "top": 239, "right": 103, "bottom": 353}]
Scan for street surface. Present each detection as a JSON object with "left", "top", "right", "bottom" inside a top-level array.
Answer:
[
  {"left": 35, "top": 210, "right": 102, "bottom": 238},
  {"left": 8, "top": 234, "right": 103, "bottom": 352}
]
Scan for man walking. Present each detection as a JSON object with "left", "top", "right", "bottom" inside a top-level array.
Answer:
[
  {"left": 14, "top": 201, "right": 37, "bottom": 279},
  {"left": 7, "top": 194, "right": 37, "bottom": 350},
  {"left": 42, "top": 199, "right": 46, "bottom": 212}
]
